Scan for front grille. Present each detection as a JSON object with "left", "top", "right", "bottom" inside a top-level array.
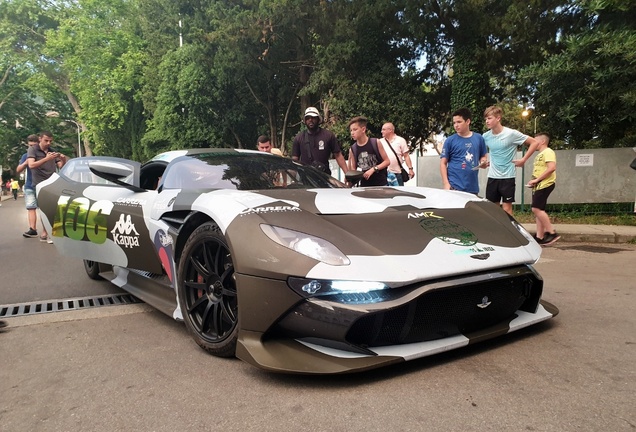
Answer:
[{"left": 346, "top": 274, "right": 538, "bottom": 347}]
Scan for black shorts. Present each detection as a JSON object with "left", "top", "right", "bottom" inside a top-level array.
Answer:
[
  {"left": 532, "top": 184, "right": 555, "bottom": 210},
  {"left": 486, "top": 178, "right": 516, "bottom": 204}
]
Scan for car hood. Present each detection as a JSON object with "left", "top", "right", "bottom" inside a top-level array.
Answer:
[{"left": 168, "top": 186, "right": 540, "bottom": 283}]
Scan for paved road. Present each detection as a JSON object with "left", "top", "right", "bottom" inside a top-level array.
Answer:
[
  {"left": 0, "top": 196, "right": 126, "bottom": 304},
  {"left": 1, "top": 196, "right": 635, "bottom": 431}
]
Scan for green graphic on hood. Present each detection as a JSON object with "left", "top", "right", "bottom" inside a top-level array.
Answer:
[{"left": 419, "top": 218, "right": 478, "bottom": 246}]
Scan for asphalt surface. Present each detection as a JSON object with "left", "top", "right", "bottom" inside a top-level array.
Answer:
[{"left": 1, "top": 192, "right": 635, "bottom": 431}]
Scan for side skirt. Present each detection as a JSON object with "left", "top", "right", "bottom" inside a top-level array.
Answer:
[{"left": 101, "top": 266, "right": 178, "bottom": 318}]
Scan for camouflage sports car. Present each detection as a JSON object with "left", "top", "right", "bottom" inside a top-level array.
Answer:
[{"left": 37, "top": 149, "right": 558, "bottom": 374}]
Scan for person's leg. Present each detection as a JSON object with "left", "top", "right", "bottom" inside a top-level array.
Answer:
[
  {"left": 533, "top": 208, "right": 553, "bottom": 238},
  {"left": 40, "top": 226, "right": 50, "bottom": 242},
  {"left": 531, "top": 188, "right": 546, "bottom": 239},
  {"left": 540, "top": 185, "right": 559, "bottom": 243},
  {"left": 500, "top": 178, "right": 516, "bottom": 216},
  {"left": 501, "top": 202, "right": 513, "bottom": 216},
  {"left": 485, "top": 178, "right": 501, "bottom": 205},
  {"left": 28, "top": 208, "right": 37, "bottom": 231},
  {"left": 535, "top": 185, "right": 559, "bottom": 245},
  {"left": 23, "top": 189, "right": 39, "bottom": 237}
]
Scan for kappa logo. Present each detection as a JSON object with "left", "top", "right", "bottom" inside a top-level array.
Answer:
[{"left": 111, "top": 214, "right": 140, "bottom": 248}]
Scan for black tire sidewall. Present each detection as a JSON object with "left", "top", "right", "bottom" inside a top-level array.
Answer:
[
  {"left": 83, "top": 260, "right": 103, "bottom": 280},
  {"left": 177, "top": 222, "right": 238, "bottom": 357}
]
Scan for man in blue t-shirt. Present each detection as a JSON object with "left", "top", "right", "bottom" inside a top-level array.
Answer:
[
  {"left": 440, "top": 108, "right": 488, "bottom": 194},
  {"left": 483, "top": 106, "right": 539, "bottom": 216}
]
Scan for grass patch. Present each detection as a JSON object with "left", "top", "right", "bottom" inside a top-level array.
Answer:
[{"left": 513, "top": 202, "right": 636, "bottom": 225}]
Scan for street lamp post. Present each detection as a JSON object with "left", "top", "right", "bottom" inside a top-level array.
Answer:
[
  {"left": 65, "top": 119, "right": 82, "bottom": 158},
  {"left": 520, "top": 108, "right": 531, "bottom": 212},
  {"left": 45, "top": 111, "right": 83, "bottom": 157}
]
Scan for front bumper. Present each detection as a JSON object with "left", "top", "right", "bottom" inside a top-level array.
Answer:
[{"left": 235, "top": 266, "right": 559, "bottom": 374}]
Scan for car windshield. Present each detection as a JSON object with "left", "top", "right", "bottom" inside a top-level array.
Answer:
[{"left": 161, "top": 152, "right": 345, "bottom": 190}]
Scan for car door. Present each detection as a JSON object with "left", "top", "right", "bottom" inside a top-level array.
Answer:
[{"left": 38, "top": 157, "right": 164, "bottom": 274}]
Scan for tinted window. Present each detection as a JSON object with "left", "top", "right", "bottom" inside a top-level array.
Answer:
[
  {"left": 59, "top": 158, "right": 136, "bottom": 185},
  {"left": 162, "top": 153, "right": 344, "bottom": 190}
]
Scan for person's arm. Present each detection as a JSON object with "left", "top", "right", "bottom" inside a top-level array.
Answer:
[
  {"left": 16, "top": 158, "right": 28, "bottom": 174},
  {"left": 477, "top": 136, "right": 489, "bottom": 168},
  {"left": 402, "top": 149, "right": 415, "bottom": 178},
  {"left": 376, "top": 142, "right": 391, "bottom": 171},
  {"left": 334, "top": 151, "right": 348, "bottom": 174},
  {"left": 528, "top": 161, "right": 556, "bottom": 187},
  {"left": 348, "top": 148, "right": 357, "bottom": 170},
  {"left": 513, "top": 136, "right": 540, "bottom": 166},
  {"left": 440, "top": 158, "right": 451, "bottom": 189},
  {"left": 56, "top": 154, "right": 67, "bottom": 168},
  {"left": 291, "top": 136, "right": 300, "bottom": 162},
  {"left": 28, "top": 153, "right": 57, "bottom": 169},
  {"left": 363, "top": 140, "right": 391, "bottom": 180}
]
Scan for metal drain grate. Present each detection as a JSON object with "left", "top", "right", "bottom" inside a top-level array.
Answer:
[{"left": 0, "top": 293, "right": 143, "bottom": 318}]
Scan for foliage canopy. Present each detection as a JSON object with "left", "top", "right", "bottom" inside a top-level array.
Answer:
[{"left": 0, "top": 0, "right": 634, "bottom": 174}]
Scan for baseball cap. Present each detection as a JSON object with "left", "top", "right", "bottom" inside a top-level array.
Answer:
[{"left": 304, "top": 107, "right": 321, "bottom": 120}]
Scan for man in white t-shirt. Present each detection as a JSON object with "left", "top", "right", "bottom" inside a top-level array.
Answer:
[
  {"left": 483, "top": 106, "right": 539, "bottom": 215},
  {"left": 380, "top": 122, "right": 414, "bottom": 186}
]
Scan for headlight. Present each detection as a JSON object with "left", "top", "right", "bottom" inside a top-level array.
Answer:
[
  {"left": 510, "top": 218, "right": 535, "bottom": 243},
  {"left": 288, "top": 277, "right": 389, "bottom": 298},
  {"left": 260, "top": 224, "right": 350, "bottom": 266}
]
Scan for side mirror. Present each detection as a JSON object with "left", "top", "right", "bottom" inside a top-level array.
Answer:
[
  {"left": 89, "top": 161, "right": 145, "bottom": 192},
  {"left": 345, "top": 170, "right": 364, "bottom": 185}
]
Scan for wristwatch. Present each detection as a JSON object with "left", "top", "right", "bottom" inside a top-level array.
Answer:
[{"left": 373, "top": 166, "right": 378, "bottom": 172}]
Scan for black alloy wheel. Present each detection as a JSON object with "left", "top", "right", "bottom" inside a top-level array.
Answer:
[{"left": 177, "top": 222, "right": 238, "bottom": 357}]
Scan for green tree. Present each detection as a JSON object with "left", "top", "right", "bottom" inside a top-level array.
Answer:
[
  {"left": 46, "top": 0, "right": 147, "bottom": 158},
  {"left": 139, "top": 0, "right": 327, "bottom": 154},
  {"left": 521, "top": 0, "right": 636, "bottom": 147},
  {"left": 403, "top": 0, "right": 586, "bottom": 132},
  {"left": 305, "top": 0, "right": 430, "bottom": 152}
]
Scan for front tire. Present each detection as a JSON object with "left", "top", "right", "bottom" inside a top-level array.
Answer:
[
  {"left": 177, "top": 222, "right": 238, "bottom": 357},
  {"left": 84, "top": 260, "right": 103, "bottom": 280}
]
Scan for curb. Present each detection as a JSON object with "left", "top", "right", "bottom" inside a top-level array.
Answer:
[{"left": 523, "top": 224, "right": 636, "bottom": 244}]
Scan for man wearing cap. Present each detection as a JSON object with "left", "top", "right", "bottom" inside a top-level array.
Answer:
[{"left": 292, "top": 107, "right": 348, "bottom": 175}]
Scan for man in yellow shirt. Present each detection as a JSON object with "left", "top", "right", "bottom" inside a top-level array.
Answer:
[
  {"left": 527, "top": 132, "right": 559, "bottom": 246},
  {"left": 10, "top": 178, "right": 19, "bottom": 200}
]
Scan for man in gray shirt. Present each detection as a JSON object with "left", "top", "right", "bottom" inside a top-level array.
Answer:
[{"left": 27, "top": 131, "right": 67, "bottom": 243}]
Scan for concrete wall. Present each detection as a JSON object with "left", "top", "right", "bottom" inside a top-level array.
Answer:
[{"left": 416, "top": 147, "right": 636, "bottom": 205}]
